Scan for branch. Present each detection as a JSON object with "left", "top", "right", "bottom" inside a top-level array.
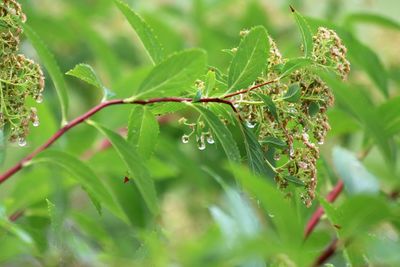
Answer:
[
  {"left": 304, "top": 180, "right": 344, "bottom": 237},
  {"left": 0, "top": 79, "right": 278, "bottom": 184}
]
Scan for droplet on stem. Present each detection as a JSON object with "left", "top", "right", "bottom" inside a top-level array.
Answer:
[
  {"left": 181, "top": 135, "right": 190, "bottom": 144},
  {"left": 33, "top": 119, "right": 40, "bottom": 127},
  {"left": 18, "top": 138, "right": 27, "bottom": 147},
  {"left": 246, "top": 120, "right": 256, "bottom": 129},
  {"left": 198, "top": 135, "right": 206, "bottom": 150},
  {"left": 35, "top": 94, "right": 43, "bottom": 103},
  {"left": 206, "top": 135, "right": 215, "bottom": 144}
]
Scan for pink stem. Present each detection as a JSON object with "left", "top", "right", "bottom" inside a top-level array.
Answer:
[{"left": 304, "top": 180, "right": 344, "bottom": 238}]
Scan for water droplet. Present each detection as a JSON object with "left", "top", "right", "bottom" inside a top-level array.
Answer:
[
  {"left": 318, "top": 140, "right": 324, "bottom": 145},
  {"left": 33, "top": 119, "right": 40, "bottom": 127},
  {"left": 181, "top": 135, "right": 189, "bottom": 144},
  {"left": 233, "top": 102, "right": 240, "bottom": 108},
  {"left": 18, "top": 138, "right": 27, "bottom": 147},
  {"left": 274, "top": 153, "right": 281, "bottom": 161},
  {"left": 289, "top": 107, "right": 297, "bottom": 113},
  {"left": 206, "top": 135, "right": 215, "bottom": 144},
  {"left": 35, "top": 94, "right": 43, "bottom": 103},
  {"left": 198, "top": 135, "right": 206, "bottom": 150},
  {"left": 246, "top": 120, "right": 256, "bottom": 128},
  {"left": 289, "top": 146, "right": 295, "bottom": 157},
  {"left": 302, "top": 132, "right": 309, "bottom": 141}
]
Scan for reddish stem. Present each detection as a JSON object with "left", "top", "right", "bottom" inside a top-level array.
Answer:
[
  {"left": 312, "top": 238, "right": 338, "bottom": 267},
  {"left": 223, "top": 79, "right": 277, "bottom": 99},
  {"left": 0, "top": 86, "right": 263, "bottom": 183},
  {"left": 304, "top": 180, "right": 344, "bottom": 238}
]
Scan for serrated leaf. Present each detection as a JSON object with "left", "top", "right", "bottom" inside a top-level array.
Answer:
[
  {"left": 22, "top": 24, "right": 69, "bottom": 125},
  {"left": 66, "top": 64, "right": 103, "bottom": 90},
  {"left": 134, "top": 49, "right": 207, "bottom": 99},
  {"left": 32, "top": 151, "right": 123, "bottom": 218},
  {"left": 291, "top": 6, "right": 313, "bottom": 58},
  {"left": 127, "top": 106, "right": 160, "bottom": 160},
  {"left": 241, "top": 124, "right": 275, "bottom": 179},
  {"left": 332, "top": 147, "right": 380, "bottom": 195},
  {"left": 227, "top": 26, "right": 269, "bottom": 93},
  {"left": 282, "top": 83, "right": 301, "bottom": 103},
  {"left": 88, "top": 121, "right": 159, "bottom": 215},
  {"left": 284, "top": 175, "right": 305, "bottom": 187},
  {"left": 256, "top": 94, "right": 278, "bottom": 121},
  {"left": 192, "top": 105, "right": 241, "bottom": 164},
  {"left": 113, "top": 0, "right": 164, "bottom": 64},
  {"left": 280, "top": 57, "right": 314, "bottom": 78},
  {"left": 66, "top": 64, "right": 114, "bottom": 101},
  {"left": 260, "top": 137, "right": 287, "bottom": 149}
]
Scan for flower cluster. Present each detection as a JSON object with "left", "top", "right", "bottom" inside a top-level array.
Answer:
[
  {"left": 235, "top": 27, "right": 350, "bottom": 206},
  {"left": 0, "top": 0, "right": 44, "bottom": 146}
]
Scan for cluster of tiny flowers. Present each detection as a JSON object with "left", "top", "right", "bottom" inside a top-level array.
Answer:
[
  {"left": 0, "top": 0, "right": 44, "bottom": 146},
  {"left": 235, "top": 28, "right": 350, "bottom": 207}
]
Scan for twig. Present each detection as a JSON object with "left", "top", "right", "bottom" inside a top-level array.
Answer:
[
  {"left": 312, "top": 238, "right": 339, "bottom": 267},
  {"left": 0, "top": 79, "right": 278, "bottom": 184},
  {"left": 304, "top": 180, "right": 344, "bottom": 237}
]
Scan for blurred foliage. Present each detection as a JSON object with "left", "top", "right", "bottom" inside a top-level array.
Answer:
[{"left": 1, "top": 0, "right": 400, "bottom": 266}]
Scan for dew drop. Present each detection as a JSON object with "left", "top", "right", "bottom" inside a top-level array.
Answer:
[
  {"left": 274, "top": 153, "right": 281, "bottom": 161},
  {"left": 18, "top": 138, "right": 27, "bottom": 147},
  {"left": 289, "top": 107, "right": 297, "bottom": 113},
  {"left": 198, "top": 135, "right": 206, "bottom": 150},
  {"left": 35, "top": 94, "right": 43, "bottom": 103},
  {"left": 206, "top": 135, "right": 215, "bottom": 144},
  {"left": 33, "top": 120, "right": 40, "bottom": 127},
  {"left": 246, "top": 120, "right": 256, "bottom": 128},
  {"left": 181, "top": 135, "right": 189, "bottom": 144},
  {"left": 318, "top": 140, "right": 324, "bottom": 145},
  {"left": 289, "top": 146, "right": 295, "bottom": 157},
  {"left": 233, "top": 102, "right": 240, "bottom": 108}
]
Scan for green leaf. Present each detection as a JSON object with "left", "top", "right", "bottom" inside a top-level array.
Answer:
[
  {"left": 284, "top": 175, "right": 305, "bottom": 187},
  {"left": 32, "top": 151, "right": 123, "bottom": 218},
  {"left": 134, "top": 49, "right": 207, "bottom": 99},
  {"left": 280, "top": 57, "right": 314, "bottom": 78},
  {"left": 256, "top": 94, "right": 278, "bottom": 121},
  {"left": 0, "top": 207, "right": 34, "bottom": 246},
  {"left": 291, "top": 6, "right": 313, "bottom": 58},
  {"left": 231, "top": 165, "right": 303, "bottom": 245},
  {"left": 377, "top": 96, "right": 400, "bottom": 137},
  {"left": 66, "top": 64, "right": 103, "bottom": 90},
  {"left": 113, "top": 0, "right": 164, "bottom": 64},
  {"left": 282, "top": 83, "right": 301, "bottom": 103},
  {"left": 205, "top": 69, "right": 216, "bottom": 96},
  {"left": 345, "top": 13, "right": 400, "bottom": 31},
  {"left": 22, "top": 24, "right": 69, "bottom": 125},
  {"left": 127, "top": 106, "right": 160, "bottom": 160},
  {"left": 308, "top": 102, "right": 320, "bottom": 116},
  {"left": 260, "top": 137, "right": 287, "bottom": 149},
  {"left": 88, "top": 121, "right": 159, "bottom": 215},
  {"left": 66, "top": 64, "right": 114, "bottom": 101},
  {"left": 332, "top": 147, "right": 380, "bottom": 195},
  {"left": 192, "top": 105, "right": 241, "bottom": 164},
  {"left": 240, "top": 124, "right": 275, "bottom": 179},
  {"left": 227, "top": 26, "right": 269, "bottom": 93}
]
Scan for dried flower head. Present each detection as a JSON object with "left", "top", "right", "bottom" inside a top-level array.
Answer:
[
  {"left": 0, "top": 0, "right": 44, "bottom": 145},
  {"left": 234, "top": 28, "right": 350, "bottom": 206}
]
